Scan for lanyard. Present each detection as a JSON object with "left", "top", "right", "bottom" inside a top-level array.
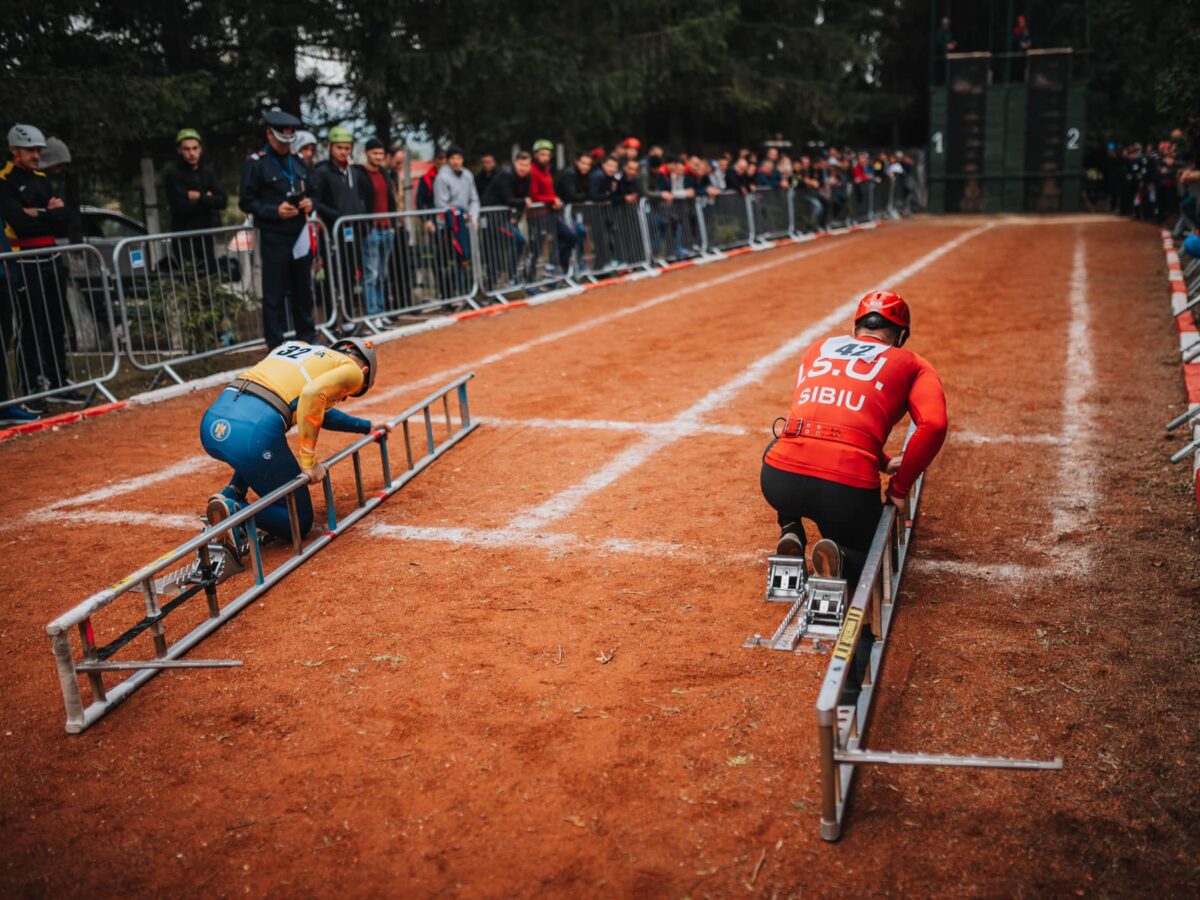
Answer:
[{"left": 264, "top": 147, "right": 296, "bottom": 190}]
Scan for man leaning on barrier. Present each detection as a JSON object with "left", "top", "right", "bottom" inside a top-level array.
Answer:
[
  {"left": 239, "top": 108, "right": 317, "bottom": 350},
  {"left": 433, "top": 145, "right": 481, "bottom": 297},
  {"left": 760, "top": 291, "right": 947, "bottom": 704},
  {"left": 311, "top": 125, "right": 364, "bottom": 323},
  {"left": 165, "top": 128, "right": 228, "bottom": 271},
  {"left": 530, "top": 139, "right": 576, "bottom": 273},
  {"left": 0, "top": 123, "right": 87, "bottom": 417},
  {"left": 200, "top": 336, "right": 387, "bottom": 558}
]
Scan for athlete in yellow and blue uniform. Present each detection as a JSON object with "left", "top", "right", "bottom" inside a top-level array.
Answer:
[{"left": 200, "top": 337, "right": 383, "bottom": 546}]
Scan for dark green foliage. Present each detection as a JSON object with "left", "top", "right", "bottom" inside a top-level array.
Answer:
[{"left": 0, "top": 0, "right": 1193, "bottom": 216}]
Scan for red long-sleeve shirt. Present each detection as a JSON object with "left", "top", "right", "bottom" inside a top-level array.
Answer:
[
  {"left": 764, "top": 334, "right": 947, "bottom": 498},
  {"left": 529, "top": 162, "right": 557, "bottom": 204}
]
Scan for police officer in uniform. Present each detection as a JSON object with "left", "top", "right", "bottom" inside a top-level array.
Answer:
[{"left": 239, "top": 109, "right": 318, "bottom": 349}]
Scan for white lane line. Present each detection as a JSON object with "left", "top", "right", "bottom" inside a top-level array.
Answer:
[
  {"left": 476, "top": 415, "right": 749, "bottom": 436},
  {"left": 425, "top": 413, "right": 1059, "bottom": 445},
  {"left": 1050, "top": 234, "right": 1098, "bottom": 561},
  {"left": 30, "top": 509, "right": 200, "bottom": 530},
  {"left": 50, "top": 455, "right": 217, "bottom": 510},
  {"left": 360, "top": 238, "right": 851, "bottom": 408},
  {"left": 953, "top": 431, "right": 1063, "bottom": 445},
  {"left": 367, "top": 523, "right": 759, "bottom": 563},
  {"left": 507, "top": 225, "right": 994, "bottom": 533},
  {"left": 909, "top": 559, "right": 1041, "bottom": 581}
]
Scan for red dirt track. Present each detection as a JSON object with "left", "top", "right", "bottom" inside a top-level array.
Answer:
[{"left": 1, "top": 218, "right": 1197, "bottom": 896}]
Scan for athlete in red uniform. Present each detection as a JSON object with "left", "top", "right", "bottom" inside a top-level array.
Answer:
[
  {"left": 761, "top": 290, "right": 947, "bottom": 587},
  {"left": 760, "top": 290, "right": 946, "bottom": 703}
]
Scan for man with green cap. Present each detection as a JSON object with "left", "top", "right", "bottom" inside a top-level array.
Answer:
[
  {"left": 311, "top": 125, "right": 364, "bottom": 325},
  {"left": 164, "top": 127, "right": 228, "bottom": 270},
  {"left": 528, "top": 138, "right": 575, "bottom": 274}
]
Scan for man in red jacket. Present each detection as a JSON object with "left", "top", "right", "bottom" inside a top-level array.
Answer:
[
  {"left": 761, "top": 290, "right": 947, "bottom": 587},
  {"left": 530, "top": 138, "right": 575, "bottom": 272}
]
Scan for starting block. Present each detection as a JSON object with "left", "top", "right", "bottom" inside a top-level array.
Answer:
[
  {"left": 153, "top": 536, "right": 243, "bottom": 597},
  {"left": 744, "top": 555, "right": 848, "bottom": 652}
]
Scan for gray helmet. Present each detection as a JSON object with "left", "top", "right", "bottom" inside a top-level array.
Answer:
[
  {"left": 331, "top": 337, "right": 377, "bottom": 396},
  {"left": 293, "top": 130, "right": 318, "bottom": 151},
  {"left": 39, "top": 137, "right": 71, "bottom": 170},
  {"left": 8, "top": 123, "right": 47, "bottom": 149}
]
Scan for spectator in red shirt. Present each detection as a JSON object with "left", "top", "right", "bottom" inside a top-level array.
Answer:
[
  {"left": 1013, "top": 14, "right": 1031, "bottom": 50},
  {"left": 530, "top": 138, "right": 575, "bottom": 272}
]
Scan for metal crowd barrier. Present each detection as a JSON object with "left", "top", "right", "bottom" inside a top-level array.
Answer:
[
  {"left": 475, "top": 203, "right": 575, "bottom": 299},
  {"left": 331, "top": 208, "right": 481, "bottom": 328},
  {"left": 749, "top": 186, "right": 794, "bottom": 244},
  {"left": 565, "top": 201, "right": 653, "bottom": 280},
  {"left": 812, "top": 461, "right": 1060, "bottom": 841},
  {"left": 5, "top": 183, "right": 907, "bottom": 419},
  {"left": 113, "top": 221, "right": 338, "bottom": 384},
  {"left": 791, "top": 189, "right": 827, "bottom": 233},
  {"left": 702, "top": 191, "right": 754, "bottom": 250},
  {"left": 1167, "top": 243, "right": 1200, "bottom": 459},
  {"left": 641, "top": 195, "right": 708, "bottom": 264},
  {"left": 44, "top": 373, "right": 478, "bottom": 733},
  {"left": 0, "top": 243, "right": 122, "bottom": 410}
]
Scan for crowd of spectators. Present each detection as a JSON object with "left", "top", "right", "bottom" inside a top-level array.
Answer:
[
  {"left": 0, "top": 113, "right": 919, "bottom": 424},
  {"left": 1101, "top": 132, "right": 1200, "bottom": 229}
]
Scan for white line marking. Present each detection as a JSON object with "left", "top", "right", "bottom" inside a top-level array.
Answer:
[
  {"left": 367, "top": 522, "right": 759, "bottom": 562},
  {"left": 953, "top": 431, "right": 1063, "bottom": 446},
  {"left": 50, "top": 456, "right": 217, "bottom": 510},
  {"left": 910, "top": 559, "right": 1041, "bottom": 581},
  {"left": 474, "top": 415, "right": 749, "bottom": 436},
  {"left": 361, "top": 239, "right": 851, "bottom": 408},
  {"left": 507, "top": 225, "right": 994, "bottom": 532},
  {"left": 1050, "top": 234, "right": 1098, "bottom": 563},
  {"left": 30, "top": 509, "right": 200, "bottom": 530}
]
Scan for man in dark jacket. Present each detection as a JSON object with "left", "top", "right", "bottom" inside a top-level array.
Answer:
[
  {"left": 589, "top": 157, "right": 620, "bottom": 203},
  {"left": 0, "top": 123, "right": 83, "bottom": 412},
  {"left": 474, "top": 154, "right": 497, "bottom": 200},
  {"left": 310, "top": 125, "right": 365, "bottom": 324},
  {"left": 479, "top": 153, "right": 533, "bottom": 287},
  {"left": 165, "top": 128, "right": 228, "bottom": 271},
  {"left": 238, "top": 108, "right": 317, "bottom": 349},
  {"left": 416, "top": 148, "right": 447, "bottom": 212},
  {"left": 554, "top": 152, "right": 593, "bottom": 205},
  {"left": 481, "top": 153, "right": 532, "bottom": 210},
  {"left": 555, "top": 152, "right": 592, "bottom": 270}
]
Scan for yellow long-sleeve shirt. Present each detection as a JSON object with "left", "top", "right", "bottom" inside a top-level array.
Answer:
[{"left": 239, "top": 341, "right": 366, "bottom": 468}]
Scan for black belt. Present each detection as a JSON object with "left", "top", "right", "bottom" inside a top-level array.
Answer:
[{"left": 229, "top": 379, "right": 293, "bottom": 425}]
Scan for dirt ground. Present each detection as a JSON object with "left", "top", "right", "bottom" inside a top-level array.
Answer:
[{"left": 1, "top": 218, "right": 1197, "bottom": 897}]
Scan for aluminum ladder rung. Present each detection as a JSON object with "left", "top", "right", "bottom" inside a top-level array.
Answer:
[{"left": 834, "top": 748, "right": 1062, "bottom": 770}]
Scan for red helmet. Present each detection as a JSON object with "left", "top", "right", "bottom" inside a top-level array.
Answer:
[{"left": 854, "top": 290, "right": 910, "bottom": 330}]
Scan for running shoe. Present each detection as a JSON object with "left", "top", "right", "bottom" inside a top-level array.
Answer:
[
  {"left": 775, "top": 530, "right": 804, "bottom": 557},
  {"left": 0, "top": 404, "right": 41, "bottom": 426},
  {"left": 205, "top": 492, "right": 247, "bottom": 562},
  {"left": 811, "top": 538, "right": 844, "bottom": 579}
]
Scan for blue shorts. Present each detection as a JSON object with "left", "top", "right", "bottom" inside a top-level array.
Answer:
[{"left": 200, "top": 389, "right": 313, "bottom": 539}]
